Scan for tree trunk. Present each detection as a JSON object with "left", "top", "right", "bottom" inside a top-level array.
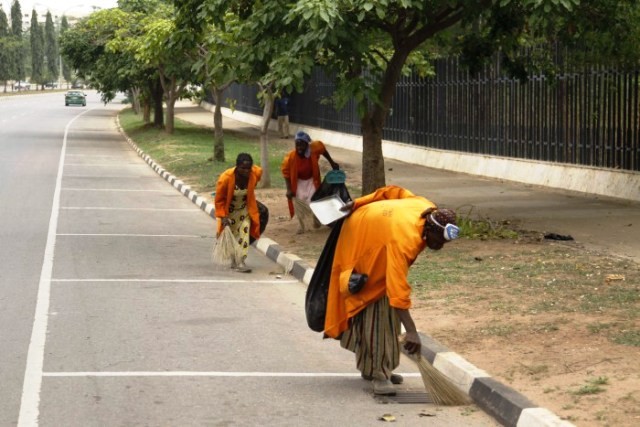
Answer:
[
  {"left": 150, "top": 78, "right": 164, "bottom": 129},
  {"left": 143, "top": 102, "right": 151, "bottom": 123},
  {"left": 212, "top": 87, "right": 225, "bottom": 162},
  {"left": 165, "top": 95, "right": 175, "bottom": 134},
  {"left": 131, "top": 87, "right": 141, "bottom": 115},
  {"left": 359, "top": 49, "right": 410, "bottom": 195},
  {"left": 258, "top": 90, "right": 275, "bottom": 188},
  {"left": 360, "top": 113, "right": 386, "bottom": 194}
]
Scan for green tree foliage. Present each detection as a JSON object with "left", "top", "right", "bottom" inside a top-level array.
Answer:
[
  {"left": 112, "top": 6, "right": 193, "bottom": 133},
  {"left": 30, "top": 9, "right": 44, "bottom": 86},
  {"left": 61, "top": 9, "right": 151, "bottom": 104},
  {"left": 173, "top": 3, "right": 247, "bottom": 162},
  {"left": 10, "top": 0, "right": 24, "bottom": 81},
  {"left": 278, "top": 0, "right": 640, "bottom": 193},
  {"left": 59, "top": 16, "right": 71, "bottom": 86},
  {"left": 174, "top": 0, "right": 313, "bottom": 187},
  {"left": 0, "top": 8, "right": 12, "bottom": 90},
  {"left": 44, "top": 12, "right": 58, "bottom": 83}
]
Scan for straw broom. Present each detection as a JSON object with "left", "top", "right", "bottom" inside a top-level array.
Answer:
[
  {"left": 399, "top": 335, "right": 470, "bottom": 406},
  {"left": 293, "top": 197, "right": 314, "bottom": 230},
  {"left": 211, "top": 226, "right": 240, "bottom": 267}
]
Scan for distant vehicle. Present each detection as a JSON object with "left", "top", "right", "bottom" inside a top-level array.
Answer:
[
  {"left": 71, "top": 82, "right": 84, "bottom": 89},
  {"left": 65, "top": 90, "right": 86, "bottom": 107},
  {"left": 44, "top": 82, "right": 59, "bottom": 89},
  {"left": 13, "top": 81, "right": 31, "bottom": 90}
]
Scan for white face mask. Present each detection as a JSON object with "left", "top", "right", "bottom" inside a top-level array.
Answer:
[{"left": 429, "top": 213, "right": 460, "bottom": 241}]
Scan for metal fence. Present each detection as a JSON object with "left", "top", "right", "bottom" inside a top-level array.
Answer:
[{"left": 212, "top": 55, "right": 640, "bottom": 172}]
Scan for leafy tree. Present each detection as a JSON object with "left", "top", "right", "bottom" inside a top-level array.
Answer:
[
  {"left": 113, "top": 0, "right": 184, "bottom": 128},
  {"left": 44, "top": 11, "right": 58, "bottom": 84},
  {"left": 60, "top": 7, "right": 161, "bottom": 125},
  {"left": 0, "top": 8, "right": 12, "bottom": 91},
  {"left": 291, "top": 0, "right": 640, "bottom": 192},
  {"left": 175, "top": 0, "right": 312, "bottom": 187},
  {"left": 173, "top": 5, "right": 247, "bottom": 162},
  {"left": 10, "top": 0, "right": 24, "bottom": 82},
  {"left": 120, "top": 12, "right": 193, "bottom": 133},
  {"left": 29, "top": 9, "right": 44, "bottom": 87},
  {"left": 59, "top": 16, "right": 72, "bottom": 87}
]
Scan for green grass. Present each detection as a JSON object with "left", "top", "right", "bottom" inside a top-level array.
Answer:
[
  {"left": 118, "top": 106, "right": 640, "bottom": 354},
  {"left": 570, "top": 377, "right": 609, "bottom": 396},
  {"left": 118, "top": 108, "right": 290, "bottom": 196}
]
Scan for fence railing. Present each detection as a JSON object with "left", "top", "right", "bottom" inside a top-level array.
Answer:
[{"left": 210, "top": 55, "right": 640, "bottom": 172}]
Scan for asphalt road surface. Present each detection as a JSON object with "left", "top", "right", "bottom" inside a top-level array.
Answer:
[{"left": 0, "top": 92, "right": 498, "bottom": 426}]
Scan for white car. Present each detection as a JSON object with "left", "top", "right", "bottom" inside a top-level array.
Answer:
[{"left": 13, "top": 81, "right": 31, "bottom": 90}]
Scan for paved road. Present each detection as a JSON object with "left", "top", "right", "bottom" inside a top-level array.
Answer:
[{"left": 1, "top": 93, "right": 497, "bottom": 426}]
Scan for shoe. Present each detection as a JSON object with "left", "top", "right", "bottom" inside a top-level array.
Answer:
[
  {"left": 361, "top": 373, "right": 403, "bottom": 385},
  {"left": 372, "top": 379, "right": 396, "bottom": 396},
  {"left": 234, "top": 262, "right": 252, "bottom": 273}
]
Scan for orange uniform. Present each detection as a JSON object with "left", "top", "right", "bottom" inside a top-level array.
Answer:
[
  {"left": 281, "top": 141, "right": 329, "bottom": 217},
  {"left": 324, "top": 186, "right": 436, "bottom": 338},
  {"left": 214, "top": 165, "right": 263, "bottom": 240}
]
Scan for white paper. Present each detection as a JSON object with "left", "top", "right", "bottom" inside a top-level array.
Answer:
[{"left": 309, "top": 194, "right": 349, "bottom": 225}]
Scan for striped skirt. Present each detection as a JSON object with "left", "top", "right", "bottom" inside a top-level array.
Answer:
[{"left": 340, "top": 296, "right": 401, "bottom": 380}]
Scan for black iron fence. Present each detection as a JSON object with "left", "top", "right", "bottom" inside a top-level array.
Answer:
[{"left": 210, "top": 55, "right": 640, "bottom": 172}]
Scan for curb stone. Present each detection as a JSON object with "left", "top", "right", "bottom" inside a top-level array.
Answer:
[{"left": 116, "top": 116, "right": 574, "bottom": 427}]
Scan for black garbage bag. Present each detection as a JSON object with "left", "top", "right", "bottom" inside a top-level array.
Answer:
[
  {"left": 305, "top": 217, "right": 345, "bottom": 332},
  {"left": 311, "top": 169, "right": 351, "bottom": 205},
  {"left": 257, "top": 200, "right": 269, "bottom": 234},
  {"left": 250, "top": 201, "right": 269, "bottom": 245}
]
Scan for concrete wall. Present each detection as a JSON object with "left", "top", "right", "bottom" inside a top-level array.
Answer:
[{"left": 202, "top": 102, "right": 640, "bottom": 202}]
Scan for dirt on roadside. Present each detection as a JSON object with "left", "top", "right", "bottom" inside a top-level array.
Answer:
[
  {"left": 191, "top": 181, "right": 640, "bottom": 427},
  {"left": 187, "top": 133, "right": 639, "bottom": 427}
]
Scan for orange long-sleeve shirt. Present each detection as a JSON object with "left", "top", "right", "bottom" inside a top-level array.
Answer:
[
  {"left": 281, "top": 141, "right": 328, "bottom": 217},
  {"left": 214, "top": 165, "right": 263, "bottom": 239},
  {"left": 324, "top": 186, "right": 437, "bottom": 338}
]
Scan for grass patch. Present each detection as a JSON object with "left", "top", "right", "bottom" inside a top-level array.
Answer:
[
  {"left": 480, "top": 324, "right": 515, "bottom": 337},
  {"left": 118, "top": 108, "right": 290, "bottom": 196},
  {"left": 570, "top": 377, "right": 609, "bottom": 396},
  {"left": 612, "top": 329, "right": 640, "bottom": 347},
  {"left": 456, "top": 213, "right": 520, "bottom": 240}
]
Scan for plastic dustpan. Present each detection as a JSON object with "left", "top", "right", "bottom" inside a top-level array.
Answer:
[{"left": 309, "top": 194, "right": 349, "bottom": 225}]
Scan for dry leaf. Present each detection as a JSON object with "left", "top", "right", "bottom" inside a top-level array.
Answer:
[
  {"left": 605, "top": 274, "right": 625, "bottom": 284},
  {"left": 378, "top": 414, "right": 396, "bottom": 422}
]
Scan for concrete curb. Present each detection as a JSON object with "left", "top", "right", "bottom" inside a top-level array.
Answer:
[{"left": 116, "top": 117, "right": 574, "bottom": 427}]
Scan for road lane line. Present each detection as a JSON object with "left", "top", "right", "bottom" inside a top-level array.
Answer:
[
  {"left": 63, "top": 174, "right": 154, "bottom": 178},
  {"left": 42, "top": 371, "right": 421, "bottom": 378},
  {"left": 57, "top": 233, "right": 209, "bottom": 238},
  {"left": 18, "top": 107, "right": 96, "bottom": 427},
  {"left": 61, "top": 207, "right": 198, "bottom": 211},
  {"left": 64, "top": 163, "right": 147, "bottom": 166},
  {"left": 50, "top": 279, "right": 299, "bottom": 284},
  {"left": 62, "top": 188, "right": 174, "bottom": 192}
]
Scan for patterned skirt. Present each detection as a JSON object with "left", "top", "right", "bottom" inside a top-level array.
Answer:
[
  {"left": 228, "top": 189, "right": 251, "bottom": 261},
  {"left": 339, "top": 296, "right": 401, "bottom": 380}
]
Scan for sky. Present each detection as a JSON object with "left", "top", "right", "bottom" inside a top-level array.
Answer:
[{"left": 1, "top": 0, "right": 119, "bottom": 18}]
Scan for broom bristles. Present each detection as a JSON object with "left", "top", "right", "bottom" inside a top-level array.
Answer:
[
  {"left": 211, "top": 227, "right": 240, "bottom": 267},
  {"left": 400, "top": 338, "right": 470, "bottom": 406},
  {"left": 293, "top": 197, "right": 313, "bottom": 223}
]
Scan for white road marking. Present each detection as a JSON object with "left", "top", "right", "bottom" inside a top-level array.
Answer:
[
  {"left": 63, "top": 174, "right": 155, "bottom": 178},
  {"left": 64, "top": 163, "right": 147, "bottom": 166},
  {"left": 62, "top": 188, "right": 174, "bottom": 192},
  {"left": 57, "top": 233, "right": 209, "bottom": 238},
  {"left": 51, "top": 279, "right": 299, "bottom": 284},
  {"left": 18, "top": 107, "right": 96, "bottom": 427},
  {"left": 61, "top": 207, "right": 198, "bottom": 211},
  {"left": 42, "top": 371, "right": 421, "bottom": 378}
]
